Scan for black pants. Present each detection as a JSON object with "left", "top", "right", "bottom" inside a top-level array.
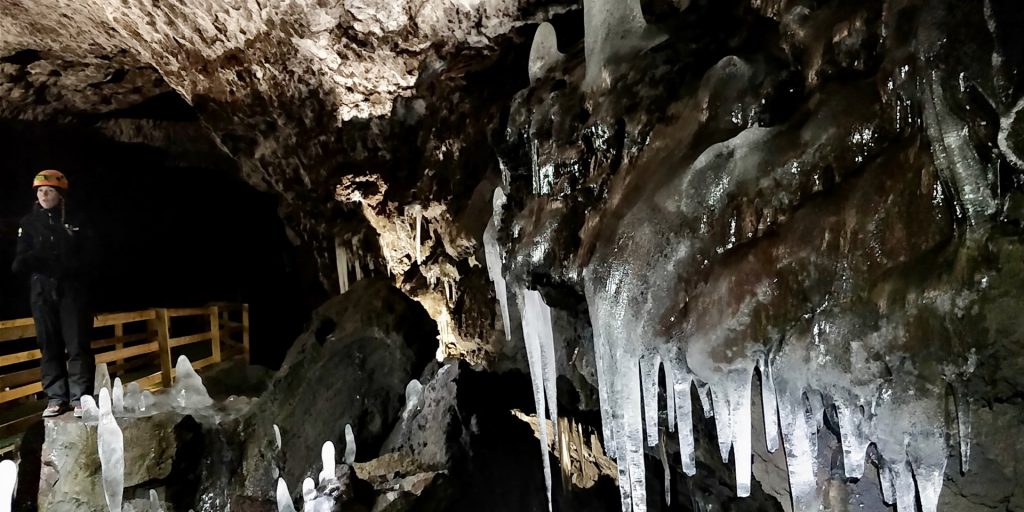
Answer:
[{"left": 30, "top": 275, "right": 94, "bottom": 404}]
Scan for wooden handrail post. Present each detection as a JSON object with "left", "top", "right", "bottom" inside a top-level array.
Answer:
[
  {"left": 153, "top": 309, "right": 173, "bottom": 388},
  {"left": 114, "top": 322, "right": 124, "bottom": 368},
  {"left": 209, "top": 306, "right": 222, "bottom": 364},
  {"left": 242, "top": 304, "right": 250, "bottom": 363}
]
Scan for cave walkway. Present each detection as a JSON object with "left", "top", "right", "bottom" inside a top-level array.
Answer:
[{"left": 0, "top": 303, "right": 249, "bottom": 450}]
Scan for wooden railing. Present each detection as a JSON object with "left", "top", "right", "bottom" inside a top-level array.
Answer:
[{"left": 0, "top": 304, "right": 249, "bottom": 442}]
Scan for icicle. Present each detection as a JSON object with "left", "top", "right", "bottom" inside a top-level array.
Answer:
[
  {"left": 273, "top": 424, "right": 282, "bottom": 452},
  {"left": 672, "top": 368, "right": 696, "bottom": 476},
  {"left": 97, "top": 388, "right": 124, "bottom": 512},
  {"left": 892, "top": 460, "right": 916, "bottom": 512},
  {"left": 335, "top": 236, "right": 349, "bottom": 294},
  {"left": 727, "top": 367, "right": 754, "bottom": 498},
  {"left": 710, "top": 387, "right": 733, "bottom": 463},
  {"left": 415, "top": 206, "right": 423, "bottom": 265},
  {"left": 640, "top": 352, "right": 662, "bottom": 447},
  {"left": 955, "top": 389, "right": 972, "bottom": 473},
  {"left": 836, "top": 400, "right": 870, "bottom": 479},
  {"left": 275, "top": 478, "right": 296, "bottom": 512},
  {"left": 620, "top": 352, "right": 648, "bottom": 512},
  {"left": 776, "top": 387, "right": 819, "bottom": 512},
  {"left": 697, "top": 382, "right": 714, "bottom": 418},
  {"left": 758, "top": 355, "right": 780, "bottom": 452},
  {"left": 659, "top": 432, "right": 671, "bottom": 506},
  {"left": 319, "top": 441, "right": 336, "bottom": 484},
  {"left": 0, "top": 459, "right": 16, "bottom": 512},
  {"left": 344, "top": 424, "right": 356, "bottom": 464},
  {"left": 662, "top": 353, "right": 677, "bottom": 433},
  {"left": 878, "top": 462, "right": 896, "bottom": 505},
  {"left": 483, "top": 189, "right": 512, "bottom": 341},
  {"left": 519, "top": 288, "right": 556, "bottom": 512}
]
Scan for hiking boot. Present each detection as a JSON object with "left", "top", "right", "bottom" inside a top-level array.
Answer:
[{"left": 42, "top": 402, "right": 68, "bottom": 418}]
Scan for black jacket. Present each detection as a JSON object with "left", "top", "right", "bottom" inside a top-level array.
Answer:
[{"left": 11, "top": 204, "right": 96, "bottom": 285}]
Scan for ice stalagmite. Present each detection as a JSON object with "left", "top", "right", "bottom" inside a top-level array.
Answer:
[
  {"left": 95, "top": 363, "right": 112, "bottom": 394},
  {"left": 319, "top": 441, "right": 336, "bottom": 484},
  {"left": 273, "top": 424, "right": 282, "bottom": 452},
  {"left": 148, "top": 489, "right": 162, "bottom": 512},
  {"left": 81, "top": 395, "right": 100, "bottom": 423},
  {"left": 112, "top": 378, "right": 124, "bottom": 415},
  {"left": 302, "top": 477, "right": 316, "bottom": 503},
  {"left": 124, "top": 382, "right": 141, "bottom": 413},
  {"left": 344, "top": 424, "right": 356, "bottom": 464},
  {"left": 483, "top": 188, "right": 512, "bottom": 341},
  {"left": 529, "top": 22, "right": 563, "bottom": 83},
  {"left": 518, "top": 288, "right": 558, "bottom": 512},
  {"left": 170, "top": 356, "right": 213, "bottom": 409},
  {"left": 275, "top": 478, "right": 296, "bottom": 512},
  {"left": 97, "top": 388, "right": 124, "bottom": 512},
  {"left": 0, "top": 459, "right": 16, "bottom": 512}
]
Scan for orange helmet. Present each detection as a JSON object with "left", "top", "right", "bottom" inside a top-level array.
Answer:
[{"left": 32, "top": 170, "right": 68, "bottom": 190}]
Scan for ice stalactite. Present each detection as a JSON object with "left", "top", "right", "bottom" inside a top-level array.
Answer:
[
  {"left": 666, "top": 356, "right": 696, "bottom": 476},
  {"left": 956, "top": 388, "right": 972, "bottom": 473},
  {"left": 415, "top": 205, "right": 423, "bottom": 265},
  {"left": 529, "top": 22, "right": 563, "bottom": 83},
  {"left": 483, "top": 188, "right": 512, "bottom": 341},
  {"left": 758, "top": 354, "right": 780, "bottom": 453},
  {"left": 518, "top": 288, "right": 560, "bottom": 512},
  {"left": 97, "top": 388, "right": 124, "bottom": 512},
  {"left": 0, "top": 459, "right": 16, "bottom": 512},
  {"left": 775, "top": 383, "right": 819, "bottom": 512},
  {"left": 335, "top": 236, "right": 349, "bottom": 294}
]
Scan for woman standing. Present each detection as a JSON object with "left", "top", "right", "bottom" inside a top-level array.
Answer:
[{"left": 11, "top": 170, "right": 96, "bottom": 417}]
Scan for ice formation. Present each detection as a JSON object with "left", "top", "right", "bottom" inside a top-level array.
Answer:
[
  {"left": 95, "top": 363, "right": 112, "bottom": 394},
  {"left": 528, "top": 22, "right": 563, "bottom": 83},
  {"left": 414, "top": 205, "right": 423, "bottom": 265},
  {"left": 518, "top": 288, "right": 559, "bottom": 512},
  {"left": 112, "top": 378, "right": 124, "bottom": 415},
  {"left": 343, "top": 424, "right": 356, "bottom": 464},
  {"left": 97, "top": 388, "right": 125, "bottom": 512},
  {"left": 81, "top": 395, "right": 101, "bottom": 423},
  {"left": 139, "top": 391, "right": 154, "bottom": 412},
  {"left": 335, "top": 236, "right": 350, "bottom": 294},
  {"left": 273, "top": 424, "right": 282, "bottom": 452},
  {"left": 170, "top": 356, "right": 213, "bottom": 409},
  {"left": 319, "top": 441, "right": 336, "bottom": 484},
  {"left": 0, "top": 459, "right": 16, "bottom": 512},
  {"left": 402, "top": 379, "right": 423, "bottom": 420},
  {"left": 582, "top": 0, "right": 663, "bottom": 91},
  {"left": 302, "top": 477, "right": 316, "bottom": 503},
  {"left": 124, "top": 382, "right": 141, "bottom": 413},
  {"left": 149, "top": 489, "right": 161, "bottom": 512},
  {"left": 275, "top": 478, "right": 296, "bottom": 512},
  {"left": 483, "top": 188, "right": 512, "bottom": 340}
]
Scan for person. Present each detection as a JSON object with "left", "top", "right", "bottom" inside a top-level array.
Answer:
[{"left": 11, "top": 170, "right": 96, "bottom": 418}]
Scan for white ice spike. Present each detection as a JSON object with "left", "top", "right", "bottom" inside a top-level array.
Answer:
[
  {"left": 97, "top": 388, "right": 124, "bottom": 512},
  {"left": 0, "top": 459, "right": 17, "bottom": 512},
  {"left": 344, "top": 424, "right": 356, "bottom": 465},
  {"left": 519, "top": 288, "right": 556, "bottom": 512}
]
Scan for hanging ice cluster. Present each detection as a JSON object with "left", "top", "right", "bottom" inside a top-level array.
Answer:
[{"left": 335, "top": 234, "right": 366, "bottom": 294}]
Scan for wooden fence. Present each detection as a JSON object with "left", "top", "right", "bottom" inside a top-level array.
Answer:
[{"left": 0, "top": 303, "right": 248, "bottom": 442}]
